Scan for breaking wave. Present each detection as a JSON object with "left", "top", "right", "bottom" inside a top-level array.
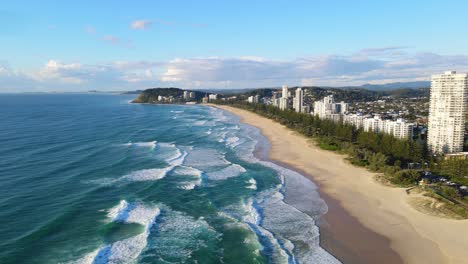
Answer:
[{"left": 75, "top": 201, "right": 161, "bottom": 264}]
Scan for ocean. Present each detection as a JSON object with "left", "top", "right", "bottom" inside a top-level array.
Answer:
[{"left": 0, "top": 93, "right": 339, "bottom": 264}]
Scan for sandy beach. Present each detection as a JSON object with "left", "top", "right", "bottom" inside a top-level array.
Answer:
[{"left": 213, "top": 104, "right": 468, "bottom": 264}]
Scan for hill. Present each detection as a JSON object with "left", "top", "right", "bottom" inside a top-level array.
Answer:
[{"left": 132, "top": 88, "right": 206, "bottom": 103}]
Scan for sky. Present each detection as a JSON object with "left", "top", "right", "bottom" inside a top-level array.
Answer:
[{"left": 1, "top": 0, "right": 468, "bottom": 92}]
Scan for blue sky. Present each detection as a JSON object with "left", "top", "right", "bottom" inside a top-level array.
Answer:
[{"left": 1, "top": 0, "right": 468, "bottom": 91}]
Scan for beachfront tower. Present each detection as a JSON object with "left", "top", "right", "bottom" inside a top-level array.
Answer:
[
  {"left": 428, "top": 71, "right": 468, "bottom": 154},
  {"left": 279, "top": 85, "right": 289, "bottom": 110},
  {"left": 294, "top": 87, "right": 303, "bottom": 113}
]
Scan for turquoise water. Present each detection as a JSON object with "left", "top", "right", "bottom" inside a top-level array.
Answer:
[{"left": 0, "top": 94, "right": 339, "bottom": 264}]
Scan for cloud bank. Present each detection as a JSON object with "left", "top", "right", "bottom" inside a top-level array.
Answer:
[{"left": 2, "top": 48, "right": 468, "bottom": 92}]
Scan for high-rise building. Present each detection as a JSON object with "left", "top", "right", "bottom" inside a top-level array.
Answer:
[
  {"left": 294, "top": 88, "right": 303, "bottom": 113},
  {"left": 279, "top": 85, "right": 289, "bottom": 110},
  {"left": 272, "top": 92, "right": 280, "bottom": 107},
  {"left": 183, "top": 91, "right": 189, "bottom": 100},
  {"left": 282, "top": 85, "right": 288, "bottom": 98},
  {"left": 428, "top": 71, "right": 468, "bottom": 154}
]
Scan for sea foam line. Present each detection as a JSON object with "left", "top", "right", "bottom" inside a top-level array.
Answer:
[
  {"left": 173, "top": 166, "right": 204, "bottom": 190},
  {"left": 122, "top": 150, "right": 187, "bottom": 182},
  {"left": 122, "top": 141, "right": 157, "bottom": 149}
]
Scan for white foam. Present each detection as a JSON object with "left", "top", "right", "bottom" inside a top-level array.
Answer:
[
  {"left": 221, "top": 198, "right": 260, "bottom": 225},
  {"left": 173, "top": 166, "right": 203, "bottom": 190},
  {"left": 254, "top": 186, "right": 340, "bottom": 263},
  {"left": 69, "top": 248, "right": 102, "bottom": 264},
  {"left": 122, "top": 167, "right": 172, "bottom": 181},
  {"left": 243, "top": 198, "right": 260, "bottom": 225},
  {"left": 216, "top": 131, "right": 228, "bottom": 143},
  {"left": 123, "top": 141, "right": 157, "bottom": 149},
  {"left": 170, "top": 110, "right": 184, "bottom": 113},
  {"left": 106, "top": 200, "right": 130, "bottom": 221},
  {"left": 122, "top": 149, "right": 187, "bottom": 182},
  {"left": 221, "top": 198, "right": 291, "bottom": 262},
  {"left": 177, "top": 183, "right": 197, "bottom": 190},
  {"left": 246, "top": 178, "right": 257, "bottom": 190},
  {"left": 173, "top": 165, "right": 203, "bottom": 177},
  {"left": 76, "top": 203, "right": 161, "bottom": 264},
  {"left": 183, "top": 148, "right": 230, "bottom": 169},
  {"left": 205, "top": 164, "right": 246, "bottom": 181},
  {"left": 193, "top": 120, "right": 207, "bottom": 126},
  {"left": 226, "top": 136, "right": 241, "bottom": 148},
  {"left": 151, "top": 209, "right": 221, "bottom": 262}
]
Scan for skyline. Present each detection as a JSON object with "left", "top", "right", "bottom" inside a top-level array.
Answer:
[{"left": 2, "top": 0, "right": 468, "bottom": 92}]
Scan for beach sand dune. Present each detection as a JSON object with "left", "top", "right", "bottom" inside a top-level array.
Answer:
[{"left": 213, "top": 104, "right": 468, "bottom": 264}]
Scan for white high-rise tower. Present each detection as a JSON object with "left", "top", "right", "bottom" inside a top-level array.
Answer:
[
  {"left": 279, "top": 85, "right": 289, "bottom": 110},
  {"left": 294, "top": 87, "right": 303, "bottom": 112},
  {"left": 428, "top": 71, "right": 468, "bottom": 154}
]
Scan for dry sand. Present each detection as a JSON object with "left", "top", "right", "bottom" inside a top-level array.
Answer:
[{"left": 213, "top": 104, "right": 468, "bottom": 264}]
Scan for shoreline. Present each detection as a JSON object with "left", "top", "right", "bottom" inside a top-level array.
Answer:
[{"left": 211, "top": 104, "right": 468, "bottom": 264}]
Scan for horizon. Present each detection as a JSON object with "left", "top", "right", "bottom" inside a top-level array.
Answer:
[
  {"left": 0, "top": 80, "right": 433, "bottom": 94},
  {"left": 2, "top": 0, "right": 468, "bottom": 92}
]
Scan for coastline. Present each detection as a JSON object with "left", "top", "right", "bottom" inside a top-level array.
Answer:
[{"left": 211, "top": 104, "right": 468, "bottom": 264}]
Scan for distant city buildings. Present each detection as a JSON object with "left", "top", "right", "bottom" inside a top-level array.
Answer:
[
  {"left": 310, "top": 95, "right": 414, "bottom": 139},
  {"left": 241, "top": 71, "right": 468, "bottom": 144},
  {"left": 427, "top": 71, "right": 468, "bottom": 154},
  {"left": 313, "top": 95, "right": 348, "bottom": 122},
  {"left": 183, "top": 91, "right": 196, "bottom": 100}
]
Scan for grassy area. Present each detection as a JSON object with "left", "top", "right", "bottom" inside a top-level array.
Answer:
[
  {"left": 406, "top": 187, "right": 468, "bottom": 219},
  {"left": 420, "top": 187, "right": 468, "bottom": 219}
]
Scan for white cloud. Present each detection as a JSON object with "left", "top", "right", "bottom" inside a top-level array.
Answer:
[
  {"left": 130, "top": 20, "right": 152, "bottom": 30},
  {"left": 102, "top": 35, "right": 133, "bottom": 48},
  {"left": 2, "top": 48, "right": 468, "bottom": 92}
]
